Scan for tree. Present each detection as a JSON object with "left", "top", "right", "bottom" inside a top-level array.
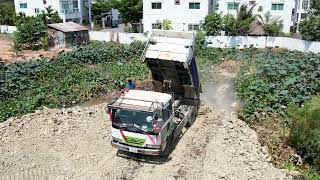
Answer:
[
  {"left": 15, "top": 16, "right": 48, "bottom": 49},
  {"left": 203, "top": 13, "right": 222, "bottom": 35},
  {"left": 162, "top": 19, "right": 172, "bottom": 30},
  {"left": 310, "top": 0, "right": 320, "bottom": 15},
  {"left": 37, "top": 6, "right": 61, "bottom": 24},
  {"left": 236, "top": 5, "right": 257, "bottom": 35},
  {"left": 299, "top": 16, "right": 320, "bottom": 41},
  {"left": 222, "top": 5, "right": 256, "bottom": 36},
  {"left": 223, "top": 14, "right": 237, "bottom": 35},
  {"left": 118, "top": 0, "right": 142, "bottom": 23},
  {"left": 0, "top": 5, "right": 16, "bottom": 26},
  {"left": 258, "top": 11, "right": 283, "bottom": 36}
]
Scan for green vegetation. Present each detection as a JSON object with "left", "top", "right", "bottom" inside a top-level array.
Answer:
[
  {"left": 0, "top": 41, "right": 149, "bottom": 122},
  {"left": 0, "top": 3, "right": 16, "bottom": 26},
  {"left": 258, "top": 11, "right": 283, "bottom": 36},
  {"left": 289, "top": 96, "right": 320, "bottom": 172},
  {"left": 299, "top": 16, "right": 320, "bottom": 41},
  {"left": 203, "top": 13, "right": 222, "bottom": 35},
  {"left": 195, "top": 32, "right": 320, "bottom": 176},
  {"left": 234, "top": 49, "right": 320, "bottom": 122},
  {"left": 162, "top": 19, "right": 173, "bottom": 30},
  {"left": 13, "top": 7, "right": 61, "bottom": 50}
]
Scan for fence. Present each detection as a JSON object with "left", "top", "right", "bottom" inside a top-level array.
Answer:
[
  {"left": 89, "top": 31, "right": 320, "bottom": 53},
  {"left": 0, "top": 25, "right": 17, "bottom": 34},
  {"left": 1, "top": 26, "right": 320, "bottom": 53},
  {"left": 206, "top": 36, "right": 320, "bottom": 53}
]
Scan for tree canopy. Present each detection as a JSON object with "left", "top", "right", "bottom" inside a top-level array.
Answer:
[
  {"left": 310, "top": 0, "right": 320, "bottom": 15},
  {"left": 118, "top": 0, "right": 142, "bottom": 23},
  {"left": 203, "top": 13, "right": 222, "bottom": 35},
  {"left": 299, "top": 16, "right": 320, "bottom": 41}
]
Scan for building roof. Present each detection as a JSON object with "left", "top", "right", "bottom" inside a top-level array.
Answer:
[
  {"left": 145, "top": 30, "right": 194, "bottom": 63},
  {"left": 47, "top": 22, "right": 89, "bottom": 33},
  {"left": 114, "top": 90, "right": 172, "bottom": 111},
  {"left": 249, "top": 20, "right": 266, "bottom": 36}
]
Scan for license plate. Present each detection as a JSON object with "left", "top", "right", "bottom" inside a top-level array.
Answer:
[{"left": 128, "top": 147, "right": 138, "bottom": 153}]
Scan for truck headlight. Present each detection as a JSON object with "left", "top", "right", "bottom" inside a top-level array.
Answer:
[
  {"left": 112, "top": 137, "right": 123, "bottom": 143},
  {"left": 145, "top": 144, "right": 161, "bottom": 149}
]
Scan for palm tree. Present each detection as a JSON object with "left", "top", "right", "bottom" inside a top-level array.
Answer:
[
  {"left": 257, "top": 11, "right": 283, "bottom": 36},
  {"left": 236, "top": 4, "right": 257, "bottom": 35},
  {"left": 162, "top": 19, "right": 173, "bottom": 30}
]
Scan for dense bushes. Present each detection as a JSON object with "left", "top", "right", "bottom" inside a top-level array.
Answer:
[
  {"left": 0, "top": 41, "right": 148, "bottom": 122},
  {"left": 203, "top": 13, "right": 222, "bottom": 35},
  {"left": 235, "top": 49, "right": 320, "bottom": 122},
  {"left": 299, "top": 16, "right": 320, "bottom": 41},
  {"left": 289, "top": 96, "right": 320, "bottom": 172}
]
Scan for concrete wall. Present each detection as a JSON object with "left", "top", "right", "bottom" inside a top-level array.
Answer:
[
  {"left": 215, "top": 0, "right": 296, "bottom": 33},
  {"left": 206, "top": 36, "right": 320, "bottom": 53},
  {"left": 1, "top": 27, "right": 319, "bottom": 53},
  {"left": 143, "top": 0, "right": 213, "bottom": 32},
  {"left": 89, "top": 31, "right": 148, "bottom": 44},
  {"left": 0, "top": 25, "right": 17, "bottom": 34},
  {"left": 89, "top": 31, "right": 320, "bottom": 53}
]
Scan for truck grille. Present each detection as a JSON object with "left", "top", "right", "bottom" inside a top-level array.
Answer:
[{"left": 126, "top": 137, "right": 146, "bottom": 147}]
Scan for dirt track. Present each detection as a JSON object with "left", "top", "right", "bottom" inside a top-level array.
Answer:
[{"left": 0, "top": 102, "right": 293, "bottom": 180}]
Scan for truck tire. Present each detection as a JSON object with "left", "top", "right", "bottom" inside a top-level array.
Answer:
[{"left": 186, "top": 106, "right": 196, "bottom": 128}]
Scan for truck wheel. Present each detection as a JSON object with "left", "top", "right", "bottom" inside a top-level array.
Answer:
[
  {"left": 186, "top": 106, "right": 196, "bottom": 128},
  {"left": 160, "top": 133, "right": 172, "bottom": 157}
]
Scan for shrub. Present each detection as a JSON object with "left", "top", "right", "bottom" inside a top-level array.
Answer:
[
  {"left": 0, "top": 41, "right": 148, "bottom": 122},
  {"left": 235, "top": 49, "right": 320, "bottom": 121},
  {"left": 203, "top": 13, "right": 222, "bottom": 35},
  {"left": 299, "top": 16, "right": 320, "bottom": 41},
  {"left": 15, "top": 16, "right": 47, "bottom": 49},
  {"left": 289, "top": 96, "right": 320, "bottom": 172}
]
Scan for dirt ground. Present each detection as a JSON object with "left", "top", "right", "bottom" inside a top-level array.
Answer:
[
  {"left": 0, "top": 34, "right": 68, "bottom": 64},
  {"left": 0, "top": 57, "right": 296, "bottom": 179},
  {"left": 0, "top": 103, "right": 295, "bottom": 180}
]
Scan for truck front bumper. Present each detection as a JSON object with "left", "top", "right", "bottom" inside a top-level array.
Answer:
[{"left": 111, "top": 140, "right": 162, "bottom": 156}]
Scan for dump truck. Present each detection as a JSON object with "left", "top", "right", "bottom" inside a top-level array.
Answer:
[{"left": 107, "top": 30, "right": 201, "bottom": 156}]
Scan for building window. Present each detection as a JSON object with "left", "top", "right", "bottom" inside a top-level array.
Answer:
[
  {"left": 272, "top": 3, "right": 284, "bottom": 10},
  {"left": 152, "top": 23, "right": 162, "bottom": 29},
  {"left": 175, "top": 0, "right": 180, "bottom": 5},
  {"left": 60, "top": 0, "right": 70, "bottom": 13},
  {"left": 43, "top": 0, "right": 47, "bottom": 4},
  {"left": 189, "top": 3, "right": 200, "bottom": 9},
  {"left": 215, "top": 3, "right": 219, "bottom": 10},
  {"left": 227, "top": 2, "right": 239, "bottom": 10},
  {"left": 188, "top": 24, "right": 200, "bottom": 31},
  {"left": 73, "top": 0, "right": 79, "bottom": 12},
  {"left": 215, "top": 0, "right": 219, "bottom": 10},
  {"left": 301, "top": 13, "right": 308, "bottom": 19},
  {"left": 20, "top": 3, "right": 27, "bottom": 9},
  {"left": 249, "top": 1, "right": 256, "bottom": 6},
  {"left": 152, "top": 2, "right": 162, "bottom": 9},
  {"left": 302, "top": 0, "right": 309, "bottom": 10},
  {"left": 35, "top": 8, "right": 40, "bottom": 14}
]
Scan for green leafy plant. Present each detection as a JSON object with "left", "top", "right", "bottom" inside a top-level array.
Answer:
[
  {"left": 203, "top": 13, "right": 222, "bottom": 35},
  {"left": 288, "top": 96, "right": 320, "bottom": 173},
  {"left": 299, "top": 16, "right": 320, "bottom": 41},
  {"left": 0, "top": 41, "right": 149, "bottom": 122},
  {"left": 162, "top": 19, "right": 173, "bottom": 30},
  {"left": 14, "top": 16, "right": 48, "bottom": 49},
  {"left": 40, "top": 36, "right": 49, "bottom": 51},
  {"left": 258, "top": 11, "right": 283, "bottom": 36}
]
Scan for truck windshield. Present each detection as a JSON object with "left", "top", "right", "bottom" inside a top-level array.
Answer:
[{"left": 111, "top": 109, "right": 154, "bottom": 132}]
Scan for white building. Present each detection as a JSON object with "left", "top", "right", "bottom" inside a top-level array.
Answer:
[
  {"left": 214, "top": 0, "right": 310, "bottom": 33},
  {"left": 143, "top": 0, "right": 310, "bottom": 34},
  {"left": 14, "top": 0, "right": 92, "bottom": 24},
  {"left": 143, "top": 0, "right": 214, "bottom": 32}
]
